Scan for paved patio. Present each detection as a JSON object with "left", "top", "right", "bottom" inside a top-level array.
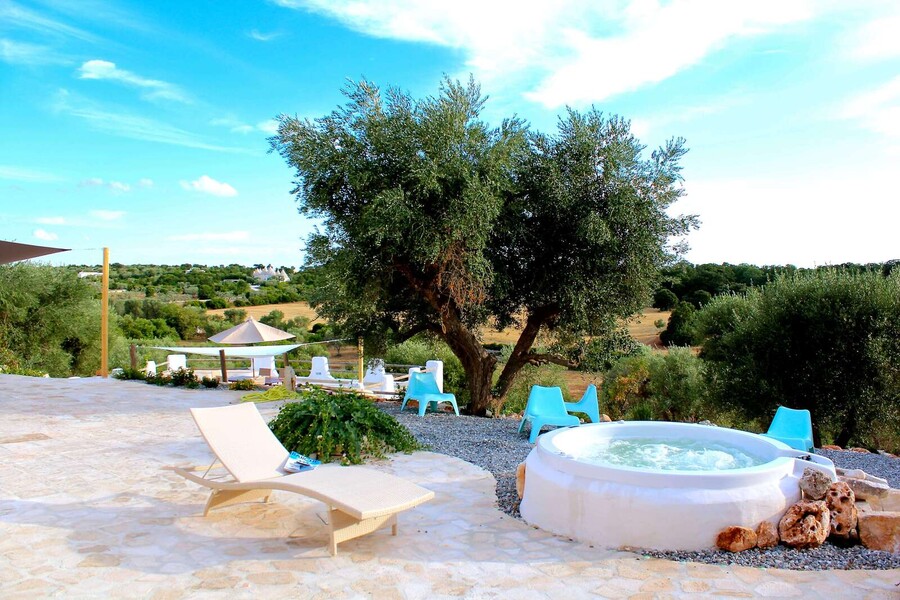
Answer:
[{"left": 0, "top": 375, "right": 897, "bottom": 599}]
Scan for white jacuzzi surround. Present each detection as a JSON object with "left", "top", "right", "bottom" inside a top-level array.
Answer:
[{"left": 519, "top": 421, "right": 837, "bottom": 551}]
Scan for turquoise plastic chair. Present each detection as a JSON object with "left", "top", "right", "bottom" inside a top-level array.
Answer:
[
  {"left": 564, "top": 384, "right": 600, "bottom": 423},
  {"left": 518, "top": 385, "right": 581, "bottom": 443},
  {"left": 401, "top": 371, "right": 459, "bottom": 417},
  {"left": 761, "top": 406, "right": 814, "bottom": 451}
]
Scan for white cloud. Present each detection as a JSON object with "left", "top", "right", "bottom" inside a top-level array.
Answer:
[
  {"left": 36, "top": 216, "right": 66, "bottom": 225},
  {"left": 842, "top": 76, "right": 900, "bottom": 139},
  {"left": 138, "top": 178, "right": 154, "bottom": 188},
  {"left": 277, "top": 0, "right": 815, "bottom": 107},
  {"left": 78, "top": 59, "right": 189, "bottom": 103},
  {"left": 0, "top": 1, "right": 98, "bottom": 43},
  {"left": 90, "top": 209, "right": 125, "bottom": 221},
  {"left": 33, "top": 228, "right": 58, "bottom": 241},
  {"left": 678, "top": 171, "right": 900, "bottom": 267},
  {"left": 54, "top": 89, "right": 249, "bottom": 153},
  {"left": 0, "top": 165, "right": 61, "bottom": 182},
  {"left": 167, "top": 231, "right": 249, "bottom": 241},
  {"left": 179, "top": 175, "right": 238, "bottom": 197},
  {"left": 0, "top": 38, "right": 68, "bottom": 65},
  {"left": 256, "top": 119, "right": 279, "bottom": 134},
  {"left": 108, "top": 181, "right": 130, "bottom": 192},
  {"left": 849, "top": 11, "right": 900, "bottom": 60},
  {"left": 248, "top": 29, "right": 281, "bottom": 42},
  {"left": 80, "top": 177, "right": 105, "bottom": 187}
]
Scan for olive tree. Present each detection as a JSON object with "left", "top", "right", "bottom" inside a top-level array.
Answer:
[{"left": 271, "top": 78, "right": 694, "bottom": 414}]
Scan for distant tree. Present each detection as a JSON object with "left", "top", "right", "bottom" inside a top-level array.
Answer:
[
  {"left": 659, "top": 301, "right": 697, "bottom": 346},
  {"left": 652, "top": 288, "right": 678, "bottom": 310},
  {"left": 271, "top": 77, "right": 695, "bottom": 414}
]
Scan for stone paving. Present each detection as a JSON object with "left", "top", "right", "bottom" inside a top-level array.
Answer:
[{"left": 0, "top": 375, "right": 897, "bottom": 599}]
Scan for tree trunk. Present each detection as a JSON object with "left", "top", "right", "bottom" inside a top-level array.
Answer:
[
  {"left": 493, "top": 309, "right": 550, "bottom": 404},
  {"left": 438, "top": 307, "right": 497, "bottom": 416}
]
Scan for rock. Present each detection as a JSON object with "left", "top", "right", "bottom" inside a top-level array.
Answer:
[
  {"left": 799, "top": 468, "right": 832, "bottom": 500},
  {"left": 869, "top": 489, "right": 900, "bottom": 513},
  {"left": 836, "top": 468, "right": 888, "bottom": 486},
  {"left": 515, "top": 462, "right": 526, "bottom": 499},
  {"left": 858, "top": 512, "right": 900, "bottom": 553},
  {"left": 600, "top": 414, "right": 612, "bottom": 422},
  {"left": 825, "top": 481, "right": 858, "bottom": 544},
  {"left": 715, "top": 526, "right": 757, "bottom": 552},
  {"left": 778, "top": 501, "right": 831, "bottom": 549},
  {"left": 877, "top": 450, "right": 898, "bottom": 458},
  {"left": 821, "top": 444, "right": 842, "bottom": 450},
  {"left": 755, "top": 521, "right": 779, "bottom": 549},
  {"left": 849, "top": 447, "right": 871, "bottom": 453},
  {"left": 839, "top": 475, "right": 890, "bottom": 500}
]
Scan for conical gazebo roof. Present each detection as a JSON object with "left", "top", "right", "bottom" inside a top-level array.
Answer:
[{"left": 208, "top": 317, "right": 295, "bottom": 344}]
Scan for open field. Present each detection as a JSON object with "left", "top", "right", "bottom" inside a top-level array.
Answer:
[{"left": 212, "top": 302, "right": 670, "bottom": 348}]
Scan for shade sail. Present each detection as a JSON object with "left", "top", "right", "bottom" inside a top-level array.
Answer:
[
  {"left": 0, "top": 240, "right": 69, "bottom": 264},
  {"left": 208, "top": 317, "right": 295, "bottom": 344},
  {"left": 149, "top": 344, "right": 300, "bottom": 358}
]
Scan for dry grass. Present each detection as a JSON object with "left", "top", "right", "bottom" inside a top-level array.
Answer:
[{"left": 206, "top": 302, "right": 322, "bottom": 323}]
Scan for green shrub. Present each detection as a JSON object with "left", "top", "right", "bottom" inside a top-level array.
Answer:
[
  {"left": 659, "top": 301, "right": 697, "bottom": 346},
  {"left": 600, "top": 348, "right": 708, "bottom": 422},
  {"left": 147, "top": 373, "right": 172, "bottom": 386},
  {"left": 228, "top": 379, "right": 257, "bottom": 391},
  {"left": 576, "top": 327, "right": 642, "bottom": 372},
  {"left": 652, "top": 288, "right": 678, "bottom": 310},
  {"left": 200, "top": 376, "right": 220, "bottom": 388},
  {"left": 695, "top": 270, "right": 900, "bottom": 451},
  {"left": 170, "top": 368, "right": 198, "bottom": 387},
  {"left": 113, "top": 367, "right": 148, "bottom": 381},
  {"left": 268, "top": 388, "right": 421, "bottom": 464}
]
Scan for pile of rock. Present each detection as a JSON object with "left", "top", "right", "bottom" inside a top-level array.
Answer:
[{"left": 716, "top": 467, "right": 900, "bottom": 554}]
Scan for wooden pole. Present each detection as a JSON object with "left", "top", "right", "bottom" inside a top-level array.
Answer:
[
  {"left": 129, "top": 344, "right": 137, "bottom": 370},
  {"left": 100, "top": 247, "right": 109, "bottom": 377},
  {"left": 219, "top": 349, "right": 228, "bottom": 383},
  {"left": 357, "top": 337, "right": 364, "bottom": 388}
]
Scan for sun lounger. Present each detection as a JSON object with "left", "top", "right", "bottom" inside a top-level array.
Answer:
[{"left": 175, "top": 403, "right": 434, "bottom": 555}]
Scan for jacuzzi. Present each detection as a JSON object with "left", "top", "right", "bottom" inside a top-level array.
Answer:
[{"left": 519, "top": 421, "right": 836, "bottom": 551}]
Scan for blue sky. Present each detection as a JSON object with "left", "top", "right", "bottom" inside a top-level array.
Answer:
[{"left": 1, "top": 0, "right": 898, "bottom": 268}]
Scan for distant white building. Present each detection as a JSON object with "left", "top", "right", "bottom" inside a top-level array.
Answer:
[
  {"left": 78, "top": 271, "right": 103, "bottom": 278},
  {"left": 252, "top": 264, "right": 290, "bottom": 282}
]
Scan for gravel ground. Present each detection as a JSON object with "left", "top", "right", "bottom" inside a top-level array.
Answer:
[{"left": 380, "top": 402, "right": 900, "bottom": 571}]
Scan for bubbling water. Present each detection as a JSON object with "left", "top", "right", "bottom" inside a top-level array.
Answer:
[{"left": 575, "top": 437, "right": 766, "bottom": 471}]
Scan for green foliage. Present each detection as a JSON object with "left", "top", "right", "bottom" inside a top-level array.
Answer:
[
  {"left": 200, "top": 376, "right": 220, "bottom": 388},
  {"left": 500, "top": 364, "right": 574, "bottom": 415},
  {"left": 228, "top": 379, "right": 257, "bottom": 391},
  {"left": 573, "top": 327, "right": 642, "bottom": 372},
  {"left": 0, "top": 263, "right": 118, "bottom": 377},
  {"left": 600, "top": 348, "right": 708, "bottom": 422},
  {"left": 268, "top": 388, "right": 421, "bottom": 464},
  {"left": 113, "top": 367, "right": 148, "bottom": 381},
  {"left": 695, "top": 270, "right": 900, "bottom": 451},
  {"left": 652, "top": 288, "right": 678, "bottom": 311},
  {"left": 659, "top": 301, "right": 697, "bottom": 347},
  {"left": 170, "top": 368, "right": 199, "bottom": 388},
  {"left": 147, "top": 373, "right": 172, "bottom": 386}
]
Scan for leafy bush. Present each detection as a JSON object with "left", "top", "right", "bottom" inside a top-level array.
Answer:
[
  {"left": 268, "top": 388, "right": 421, "bottom": 464},
  {"left": 170, "top": 368, "right": 199, "bottom": 388},
  {"left": 652, "top": 288, "right": 678, "bottom": 310},
  {"left": 113, "top": 367, "right": 148, "bottom": 381},
  {"left": 576, "top": 327, "right": 642, "bottom": 372},
  {"left": 200, "top": 376, "right": 220, "bottom": 388},
  {"left": 695, "top": 270, "right": 900, "bottom": 451},
  {"left": 659, "top": 301, "right": 697, "bottom": 346},
  {"left": 228, "top": 379, "right": 257, "bottom": 391},
  {"left": 600, "top": 348, "right": 708, "bottom": 422},
  {"left": 147, "top": 373, "right": 172, "bottom": 386}
]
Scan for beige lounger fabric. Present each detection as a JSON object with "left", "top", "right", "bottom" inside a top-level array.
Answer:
[{"left": 175, "top": 403, "right": 434, "bottom": 555}]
